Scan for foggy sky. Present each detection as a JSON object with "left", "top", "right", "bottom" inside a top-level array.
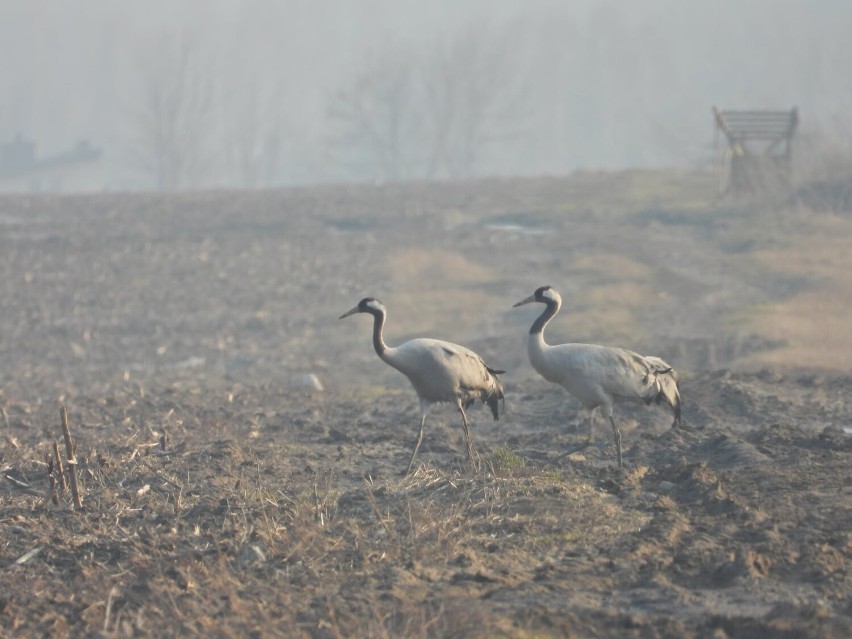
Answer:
[{"left": 1, "top": 0, "right": 850, "bottom": 190}]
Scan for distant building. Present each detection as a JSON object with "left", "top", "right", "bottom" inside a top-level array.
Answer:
[{"left": 0, "top": 135, "right": 105, "bottom": 193}]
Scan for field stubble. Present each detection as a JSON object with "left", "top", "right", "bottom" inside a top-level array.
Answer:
[{"left": 1, "top": 172, "right": 850, "bottom": 637}]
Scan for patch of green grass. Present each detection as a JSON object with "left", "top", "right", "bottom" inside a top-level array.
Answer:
[
  {"left": 539, "top": 468, "right": 562, "bottom": 482},
  {"left": 527, "top": 530, "right": 585, "bottom": 547},
  {"left": 489, "top": 444, "right": 526, "bottom": 473}
]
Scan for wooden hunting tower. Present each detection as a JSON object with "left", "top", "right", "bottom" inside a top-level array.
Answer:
[{"left": 713, "top": 106, "right": 798, "bottom": 197}]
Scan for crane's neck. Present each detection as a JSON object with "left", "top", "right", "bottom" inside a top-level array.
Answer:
[
  {"left": 527, "top": 299, "right": 560, "bottom": 380},
  {"left": 529, "top": 298, "right": 560, "bottom": 338},
  {"left": 369, "top": 308, "right": 389, "bottom": 357}
]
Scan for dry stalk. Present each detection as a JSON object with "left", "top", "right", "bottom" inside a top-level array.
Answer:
[
  {"left": 3, "top": 472, "right": 43, "bottom": 497},
  {"left": 140, "top": 461, "right": 183, "bottom": 491},
  {"left": 364, "top": 482, "right": 397, "bottom": 541},
  {"left": 60, "top": 406, "right": 84, "bottom": 509},
  {"left": 14, "top": 547, "right": 43, "bottom": 565},
  {"left": 104, "top": 586, "right": 118, "bottom": 632},
  {"left": 313, "top": 484, "right": 324, "bottom": 526},
  {"left": 45, "top": 453, "right": 59, "bottom": 505},
  {"left": 52, "top": 441, "right": 67, "bottom": 492},
  {"left": 322, "top": 595, "right": 351, "bottom": 639}
]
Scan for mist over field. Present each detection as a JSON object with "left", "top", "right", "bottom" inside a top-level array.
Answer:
[
  {"left": 1, "top": 0, "right": 851, "bottom": 191},
  {"left": 2, "top": 5, "right": 852, "bottom": 637}
]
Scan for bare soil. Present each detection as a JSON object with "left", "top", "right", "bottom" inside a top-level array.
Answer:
[{"left": 1, "top": 173, "right": 850, "bottom": 638}]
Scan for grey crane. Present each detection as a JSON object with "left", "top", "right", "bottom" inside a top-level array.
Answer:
[
  {"left": 340, "top": 297, "right": 505, "bottom": 475},
  {"left": 513, "top": 285, "right": 681, "bottom": 468}
]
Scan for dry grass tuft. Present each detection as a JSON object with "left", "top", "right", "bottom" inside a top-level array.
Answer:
[{"left": 0, "top": 388, "right": 647, "bottom": 638}]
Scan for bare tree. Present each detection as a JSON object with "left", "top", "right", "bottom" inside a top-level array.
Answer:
[
  {"left": 326, "top": 45, "right": 420, "bottom": 182},
  {"left": 325, "top": 25, "right": 528, "bottom": 182},
  {"left": 126, "top": 32, "right": 215, "bottom": 191},
  {"left": 421, "top": 26, "right": 527, "bottom": 179},
  {"left": 220, "top": 81, "right": 285, "bottom": 188}
]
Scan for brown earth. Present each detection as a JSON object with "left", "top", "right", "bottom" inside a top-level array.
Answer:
[{"left": 0, "top": 172, "right": 850, "bottom": 637}]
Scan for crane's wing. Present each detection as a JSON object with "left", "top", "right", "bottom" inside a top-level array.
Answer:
[
  {"left": 387, "top": 338, "right": 505, "bottom": 418},
  {"left": 437, "top": 342, "right": 505, "bottom": 419},
  {"left": 574, "top": 346, "right": 681, "bottom": 424},
  {"left": 640, "top": 355, "right": 681, "bottom": 425}
]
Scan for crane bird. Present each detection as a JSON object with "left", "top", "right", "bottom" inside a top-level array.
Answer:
[
  {"left": 513, "top": 285, "right": 681, "bottom": 468},
  {"left": 340, "top": 297, "right": 505, "bottom": 475}
]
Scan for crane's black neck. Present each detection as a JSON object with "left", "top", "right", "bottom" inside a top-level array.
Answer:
[
  {"left": 530, "top": 299, "right": 560, "bottom": 335},
  {"left": 368, "top": 307, "right": 388, "bottom": 356}
]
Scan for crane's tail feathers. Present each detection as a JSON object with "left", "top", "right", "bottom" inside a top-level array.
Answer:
[
  {"left": 485, "top": 367, "right": 505, "bottom": 421},
  {"left": 655, "top": 370, "right": 681, "bottom": 426},
  {"left": 460, "top": 366, "right": 505, "bottom": 420}
]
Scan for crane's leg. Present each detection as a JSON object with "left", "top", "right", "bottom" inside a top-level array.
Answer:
[
  {"left": 585, "top": 407, "right": 596, "bottom": 445},
  {"left": 405, "top": 413, "right": 427, "bottom": 476},
  {"left": 608, "top": 415, "right": 623, "bottom": 469},
  {"left": 455, "top": 399, "right": 474, "bottom": 459},
  {"left": 550, "top": 408, "right": 596, "bottom": 465}
]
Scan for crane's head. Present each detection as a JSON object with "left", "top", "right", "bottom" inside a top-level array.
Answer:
[
  {"left": 339, "top": 297, "right": 386, "bottom": 319},
  {"left": 512, "top": 285, "right": 561, "bottom": 307}
]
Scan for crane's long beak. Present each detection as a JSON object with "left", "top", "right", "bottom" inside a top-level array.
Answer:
[
  {"left": 339, "top": 305, "right": 361, "bottom": 319},
  {"left": 512, "top": 294, "right": 537, "bottom": 307}
]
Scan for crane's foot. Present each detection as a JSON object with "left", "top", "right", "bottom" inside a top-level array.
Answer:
[
  {"left": 548, "top": 441, "right": 592, "bottom": 466},
  {"left": 468, "top": 458, "right": 482, "bottom": 474},
  {"left": 439, "top": 448, "right": 481, "bottom": 474}
]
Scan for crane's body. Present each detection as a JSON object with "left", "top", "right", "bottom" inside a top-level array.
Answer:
[
  {"left": 381, "top": 337, "right": 504, "bottom": 412},
  {"left": 527, "top": 338, "right": 676, "bottom": 412},
  {"left": 514, "top": 286, "right": 680, "bottom": 468},
  {"left": 340, "top": 297, "right": 504, "bottom": 474}
]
